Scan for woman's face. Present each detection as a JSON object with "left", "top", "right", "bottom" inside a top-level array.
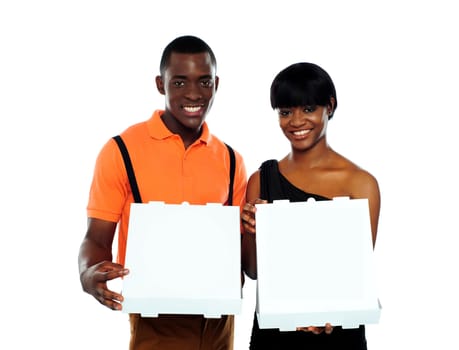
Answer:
[{"left": 277, "top": 105, "right": 330, "bottom": 151}]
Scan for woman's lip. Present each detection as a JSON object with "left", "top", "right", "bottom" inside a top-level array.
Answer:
[{"left": 291, "top": 129, "right": 311, "bottom": 138}]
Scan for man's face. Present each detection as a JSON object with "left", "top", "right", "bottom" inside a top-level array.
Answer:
[{"left": 156, "top": 52, "right": 219, "bottom": 132}]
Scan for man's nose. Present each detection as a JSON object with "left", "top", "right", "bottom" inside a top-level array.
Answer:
[{"left": 185, "top": 82, "right": 203, "bottom": 100}]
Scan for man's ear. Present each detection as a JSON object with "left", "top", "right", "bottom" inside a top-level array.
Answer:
[
  {"left": 215, "top": 76, "right": 220, "bottom": 91},
  {"left": 155, "top": 75, "right": 165, "bottom": 95}
]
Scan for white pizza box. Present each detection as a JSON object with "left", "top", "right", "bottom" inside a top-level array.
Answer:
[
  {"left": 121, "top": 201, "right": 242, "bottom": 318},
  {"left": 255, "top": 197, "right": 381, "bottom": 330}
]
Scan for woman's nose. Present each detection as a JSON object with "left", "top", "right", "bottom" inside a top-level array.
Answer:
[{"left": 290, "top": 110, "right": 306, "bottom": 126}]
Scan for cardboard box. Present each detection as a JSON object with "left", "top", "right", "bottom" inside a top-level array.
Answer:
[
  {"left": 255, "top": 197, "right": 381, "bottom": 330},
  {"left": 121, "top": 201, "right": 242, "bottom": 318}
]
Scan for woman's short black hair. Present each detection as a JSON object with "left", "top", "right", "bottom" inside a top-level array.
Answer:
[
  {"left": 159, "top": 35, "right": 217, "bottom": 75},
  {"left": 270, "top": 62, "right": 337, "bottom": 118}
]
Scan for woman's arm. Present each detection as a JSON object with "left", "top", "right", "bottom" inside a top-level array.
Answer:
[{"left": 241, "top": 170, "right": 264, "bottom": 279}]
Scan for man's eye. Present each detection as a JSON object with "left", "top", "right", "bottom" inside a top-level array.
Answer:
[
  {"left": 173, "top": 81, "right": 185, "bottom": 87},
  {"left": 201, "top": 80, "right": 213, "bottom": 87}
]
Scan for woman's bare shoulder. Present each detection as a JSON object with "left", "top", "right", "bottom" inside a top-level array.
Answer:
[{"left": 333, "top": 152, "right": 379, "bottom": 195}]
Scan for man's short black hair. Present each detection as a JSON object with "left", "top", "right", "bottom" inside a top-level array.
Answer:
[{"left": 159, "top": 35, "right": 217, "bottom": 75}]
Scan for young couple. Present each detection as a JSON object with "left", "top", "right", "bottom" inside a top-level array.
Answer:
[{"left": 78, "top": 35, "right": 380, "bottom": 350}]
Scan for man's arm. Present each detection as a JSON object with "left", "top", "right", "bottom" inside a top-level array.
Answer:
[{"left": 78, "top": 217, "right": 129, "bottom": 310}]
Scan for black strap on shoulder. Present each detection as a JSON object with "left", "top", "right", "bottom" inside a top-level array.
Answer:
[
  {"left": 112, "top": 135, "right": 142, "bottom": 203},
  {"left": 112, "top": 135, "right": 233, "bottom": 206},
  {"left": 225, "top": 143, "right": 236, "bottom": 206}
]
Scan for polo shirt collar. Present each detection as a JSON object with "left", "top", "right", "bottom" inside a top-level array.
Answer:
[{"left": 147, "top": 110, "right": 211, "bottom": 144}]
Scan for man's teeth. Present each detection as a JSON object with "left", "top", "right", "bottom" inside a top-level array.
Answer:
[
  {"left": 293, "top": 130, "right": 310, "bottom": 136},
  {"left": 184, "top": 106, "right": 201, "bottom": 112}
]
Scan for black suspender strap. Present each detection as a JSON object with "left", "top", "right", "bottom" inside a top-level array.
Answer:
[
  {"left": 112, "top": 135, "right": 234, "bottom": 206},
  {"left": 225, "top": 143, "right": 236, "bottom": 206},
  {"left": 112, "top": 135, "right": 143, "bottom": 204}
]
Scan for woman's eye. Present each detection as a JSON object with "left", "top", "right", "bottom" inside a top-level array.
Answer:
[{"left": 278, "top": 110, "right": 291, "bottom": 117}]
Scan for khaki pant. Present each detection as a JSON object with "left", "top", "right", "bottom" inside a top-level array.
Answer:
[{"left": 129, "top": 314, "right": 234, "bottom": 350}]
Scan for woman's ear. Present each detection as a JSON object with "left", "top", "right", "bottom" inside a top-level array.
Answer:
[
  {"left": 328, "top": 97, "right": 336, "bottom": 118},
  {"left": 155, "top": 75, "right": 165, "bottom": 95}
]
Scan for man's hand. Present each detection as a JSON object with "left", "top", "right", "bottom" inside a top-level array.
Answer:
[{"left": 80, "top": 261, "right": 129, "bottom": 311}]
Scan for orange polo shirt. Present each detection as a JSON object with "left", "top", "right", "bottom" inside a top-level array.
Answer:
[{"left": 87, "top": 110, "right": 247, "bottom": 266}]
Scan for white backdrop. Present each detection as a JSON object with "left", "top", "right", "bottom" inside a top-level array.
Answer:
[{"left": 1, "top": 1, "right": 458, "bottom": 349}]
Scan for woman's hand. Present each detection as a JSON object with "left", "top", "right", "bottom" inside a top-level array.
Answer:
[
  {"left": 296, "top": 323, "right": 334, "bottom": 335},
  {"left": 241, "top": 199, "right": 267, "bottom": 234}
]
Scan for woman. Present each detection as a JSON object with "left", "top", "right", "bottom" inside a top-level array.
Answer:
[{"left": 241, "top": 62, "right": 380, "bottom": 349}]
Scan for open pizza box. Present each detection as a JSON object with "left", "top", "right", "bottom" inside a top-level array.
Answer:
[
  {"left": 255, "top": 197, "right": 381, "bottom": 331},
  {"left": 121, "top": 201, "right": 242, "bottom": 318}
]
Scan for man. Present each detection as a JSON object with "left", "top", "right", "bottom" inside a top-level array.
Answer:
[{"left": 78, "top": 35, "right": 247, "bottom": 350}]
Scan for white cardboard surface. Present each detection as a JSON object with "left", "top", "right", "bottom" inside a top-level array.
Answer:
[
  {"left": 255, "top": 197, "right": 381, "bottom": 330},
  {"left": 121, "top": 201, "right": 242, "bottom": 318}
]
